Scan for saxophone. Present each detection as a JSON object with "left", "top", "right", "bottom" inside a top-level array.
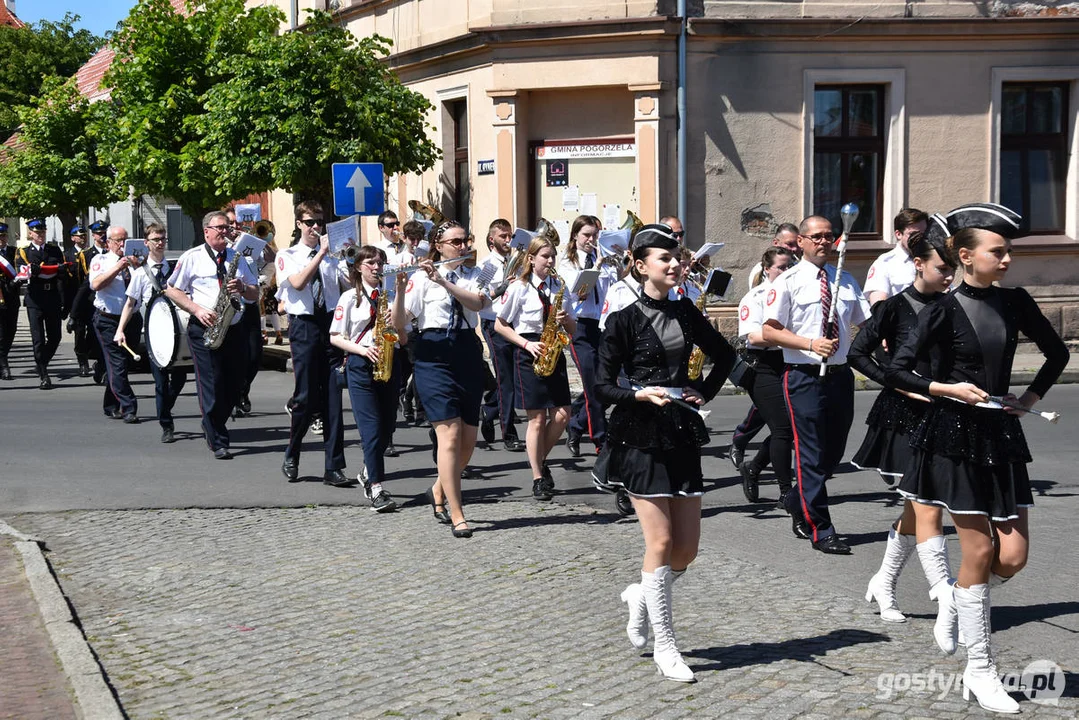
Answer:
[
  {"left": 533, "top": 270, "right": 570, "bottom": 378},
  {"left": 371, "top": 287, "right": 397, "bottom": 382},
  {"left": 205, "top": 250, "right": 243, "bottom": 350},
  {"left": 686, "top": 289, "right": 709, "bottom": 381}
]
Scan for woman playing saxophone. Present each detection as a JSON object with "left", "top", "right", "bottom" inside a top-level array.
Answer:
[{"left": 495, "top": 236, "right": 578, "bottom": 501}]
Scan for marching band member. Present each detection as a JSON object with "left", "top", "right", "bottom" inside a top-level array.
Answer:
[
  {"left": 849, "top": 223, "right": 957, "bottom": 630},
  {"left": 276, "top": 201, "right": 351, "bottom": 486},
  {"left": 559, "top": 215, "right": 607, "bottom": 456},
  {"left": 62, "top": 226, "right": 91, "bottom": 377},
  {"left": 115, "top": 223, "right": 187, "bottom": 443},
  {"left": 599, "top": 251, "right": 638, "bottom": 332},
  {"left": 17, "top": 218, "right": 68, "bottom": 389},
  {"left": 69, "top": 221, "right": 109, "bottom": 384},
  {"left": 226, "top": 208, "right": 272, "bottom": 418},
  {"left": 735, "top": 247, "right": 795, "bottom": 506},
  {"left": 330, "top": 245, "right": 403, "bottom": 512},
  {"left": 496, "top": 235, "right": 578, "bottom": 501},
  {"left": 0, "top": 223, "right": 20, "bottom": 381},
  {"left": 382, "top": 219, "right": 419, "bottom": 457},
  {"left": 762, "top": 215, "right": 872, "bottom": 555},
  {"left": 90, "top": 225, "right": 139, "bottom": 423},
  {"left": 479, "top": 219, "right": 523, "bottom": 451},
  {"left": 166, "top": 211, "right": 259, "bottom": 460},
  {"left": 863, "top": 208, "right": 929, "bottom": 306},
  {"left": 397, "top": 220, "right": 427, "bottom": 430},
  {"left": 403, "top": 220, "right": 490, "bottom": 538},
  {"left": 885, "top": 204, "right": 1068, "bottom": 714},
  {"left": 598, "top": 224, "right": 735, "bottom": 683}
]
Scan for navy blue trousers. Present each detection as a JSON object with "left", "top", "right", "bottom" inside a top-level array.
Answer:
[
  {"left": 188, "top": 321, "right": 245, "bottom": 451},
  {"left": 150, "top": 360, "right": 187, "bottom": 429},
  {"left": 568, "top": 318, "right": 605, "bottom": 446},
  {"left": 480, "top": 318, "right": 518, "bottom": 440},
  {"left": 783, "top": 364, "right": 855, "bottom": 541},
  {"left": 346, "top": 354, "right": 400, "bottom": 485},
  {"left": 92, "top": 312, "right": 137, "bottom": 416},
  {"left": 286, "top": 312, "right": 345, "bottom": 471}
]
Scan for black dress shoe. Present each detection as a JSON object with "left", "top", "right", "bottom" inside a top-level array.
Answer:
[
  {"left": 239, "top": 395, "right": 252, "bottom": 414},
  {"left": 105, "top": 409, "right": 123, "bottom": 419},
  {"left": 740, "top": 461, "right": 761, "bottom": 503},
  {"left": 813, "top": 535, "right": 852, "bottom": 555},
  {"left": 122, "top": 413, "right": 140, "bottom": 424},
  {"left": 161, "top": 427, "right": 175, "bottom": 444},
  {"left": 282, "top": 458, "right": 299, "bottom": 482},
  {"left": 452, "top": 520, "right": 473, "bottom": 538},
  {"left": 461, "top": 466, "right": 480, "bottom": 480},
  {"left": 729, "top": 444, "right": 745, "bottom": 469},
  {"left": 39, "top": 374, "right": 52, "bottom": 390},
  {"left": 791, "top": 514, "right": 812, "bottom": 540},
  {"left": 214, "top": 448, "right": 233, "bottom": 460},
  {"left": 323, "top": 469, "right": 354, "bottom": 487},
  {"left": 425, "top": 487, "right": 451, "bottom": 524},
  {"left": 384, "top": 443, "right": 399, "bottom": 458},
  {"left": 0, "top": 363, "right": 11, "bottom": 381},
  {"left": 92, "top": 362, "right": 105, "bottom": 385},
  {"left": 504, "top": 437, "right": 525, "bottom": 452},
  {"left": 566, "top": 433, "right": 581, "bottom": 458},
  {"left": 78, "top": 361, "right": 91, "bottom": 377},
  {"left": 532, "top": 478, "right": 552, "bottom": 501},
  {"left": 480, "top": 417, "right": 495, "bottom": 444}
]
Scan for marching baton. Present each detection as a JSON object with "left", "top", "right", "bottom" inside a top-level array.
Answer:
[
  {"left": 630, "top": 384, "right": 711, "bottom": 419},
  {"left": 119, "top": 339, "right": 142, "bottom": 362},
  {"left": 947, "top": 395, "right": 1061, "bottom": 424},
  {"left": 820, "top": 202, "right": 859, "bottom": 378}
]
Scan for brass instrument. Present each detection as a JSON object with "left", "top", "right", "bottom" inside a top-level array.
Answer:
[
  {"left": 371, "top": 286, "right": 397, "bottom": 382},
  {"left": 205, "top": 250, "right": 244, "bottom": 350},
  {"left": 620, "top": 210, "right": 644, "bottom": 239},
  {"left": 253, "top": 219, "right": 275, "bottom": 243},
  {"left": 503, "top": 217, "right": 560, "bottom": 286},
  {"left": 533, "top": 269, "right": 570, "bottom": 378},
  {"left": 686, "top": 284, "right": 709, "bottom": 381},
  {"left": 407, "top": 200, "right": 447, "bottom": 230},
  {"left": 535, "top": 217, "right": 561, "bottom": 248}
]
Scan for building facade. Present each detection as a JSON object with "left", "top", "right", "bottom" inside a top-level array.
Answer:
[{"left": 253, "top": 0, "right": 1079, "bottom": 337}]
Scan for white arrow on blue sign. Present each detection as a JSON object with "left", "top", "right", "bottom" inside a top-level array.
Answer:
[{"left": 332, "top": 163, "right": 385, "bottom": 217}]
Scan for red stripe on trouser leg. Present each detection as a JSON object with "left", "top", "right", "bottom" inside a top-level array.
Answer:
[
  {"left": 783, "top": 369, "right": 820, "bottom": 543},
  {"left": 567, "top": 341, "right": 595, "bottom": 439}
]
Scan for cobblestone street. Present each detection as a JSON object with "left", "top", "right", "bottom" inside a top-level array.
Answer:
[{"left": 11, "top": 501, "right": 1077, "bottom": 719}]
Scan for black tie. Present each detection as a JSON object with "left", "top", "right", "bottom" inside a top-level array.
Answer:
[
  {"left": 215, "top": 251, "right": 227, "bottom": 285},
  {"left": 538, "top": 280, "right": 551, "bottom": 321},
  {"left": 584, "top": 253, "right": 598, "bottom": 303},
  {"left": 309, "top": 249, "right": 324, "bottom": 310},
  {"left": 446, "top": 272, "right": 464, "bottom": 331},
  {"left": 154, "top": 263, "right": 166, "bottom": 287}
]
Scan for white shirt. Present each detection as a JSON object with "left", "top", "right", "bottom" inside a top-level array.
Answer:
[
  {"left": 478, "top": 252, "right": 509, "bottom": 322},
  {"left": 557, "top": 250, "right": 609, "bottom": 320},
  {"left": 168, "top": 245, "right": 257, "bottom": 326},
  {"left": 762, "top": 260, "right": 870, "bottom": 365},
  {"left": 329, "top": 284, "right": 383, "bottom": 349},
  {"left": 599, "top": 275, "right": 642, "bottom": 331},
  {"left": 668, "top": 282, "right": 701, "bottom": 303},
  {"left": 379, "top": 240, "right": 415, "bottom": 268},
  {"left": 275, "top": 243, "right": 347, "bottom": 315},
  {"left": 737, "top": 282, "right": 772, "bottom": 350},
  {"left": 863, "top": 244, "right": 915, "bottom": 302},
  {"left": 497, "top": 274, "right": 578, "bottom": 335},
  {"left": 126, "top": 259, "right": 172, "bottom": 312},
  {"left": 89, "top": 252, "right": 129, "bottom": 314},
  {"left": 403, "top": 264, "right": 485, "bottom": 332}
]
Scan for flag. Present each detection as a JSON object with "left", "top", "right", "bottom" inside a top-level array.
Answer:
[{"left": 0, "top": 254, "right": 15, "bottom": 280}]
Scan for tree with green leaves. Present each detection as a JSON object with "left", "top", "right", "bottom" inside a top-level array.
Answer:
[
  {"left": 0, "top": 14, "right": 103, "bottom": 140},
  {"left": 196, "top": 9, "right": 440, "bottom": 210},
  {"left": 0, "top": 76, "right": 123, "bottom": 231},
  {"left": 95, "top": 0, "right": 440, "bottom": 225}
]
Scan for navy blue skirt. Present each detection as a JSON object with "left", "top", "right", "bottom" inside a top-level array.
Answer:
[
  {"left": 413, "top": 329, "right": 484, "bottom": 425},
  {"left": 515, "top": 333, "right": 571, "bottom": 410}
]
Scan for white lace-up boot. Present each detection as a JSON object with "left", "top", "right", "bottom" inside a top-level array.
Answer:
[
  {"left": 865, "top": 527, "right": 915, "bottom": 622},
  {"left": 642, "top": 566, "right": 695, "bottom": 682},
  {"left": 917, "top": 535, "right": 958, "bottom": 654},
  {"left": 956, "top": 584, "right": 1019, "bottom": 714}
]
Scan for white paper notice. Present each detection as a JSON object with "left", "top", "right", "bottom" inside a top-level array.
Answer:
[
  {"left": 603, "top": 203, "right": 621, "bottom": 231},
  {"left": 580, "top": 193, "right": 598, "bottom": 217},
  {"left": 562, "top": 185, "right": 580, "bottom": 213},
  {"left": 551, "top": 220, "right": 571, "bottom": 246}
]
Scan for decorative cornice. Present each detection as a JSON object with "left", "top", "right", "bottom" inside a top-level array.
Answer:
[{"left": 689, "top": 16, "right": 1079, "bottom": 41}]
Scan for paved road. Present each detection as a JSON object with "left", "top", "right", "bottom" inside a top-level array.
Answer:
[{"left": 2, "top": 323, "right": 1078, "bottom": 717}]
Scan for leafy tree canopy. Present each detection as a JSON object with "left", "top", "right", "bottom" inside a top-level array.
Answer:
[
  {"left": 0, "top": 14, "right": 103, "bottom": 139},
  {"left": 0, "top": 76, "right": 123, "bottom": 218}
]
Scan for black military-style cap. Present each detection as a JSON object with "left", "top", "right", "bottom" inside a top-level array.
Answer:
[
  {"left": 945, "top": 203, "right": 1022, "bottom": 240},
  {"left": 630, "top": 223, "right": 680, "bottom": 252}
]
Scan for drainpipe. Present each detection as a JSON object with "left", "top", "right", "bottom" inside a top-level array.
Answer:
[
  {"left": 290, "top": 0, "right": 298, "bottom": 29},
  {"left": 676, "top": 0, "right": 687, "bottom": 225}
]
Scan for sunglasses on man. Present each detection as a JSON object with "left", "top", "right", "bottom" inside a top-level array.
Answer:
[{"left": 300, "top": 218, "right": 324, "bottom": 228}]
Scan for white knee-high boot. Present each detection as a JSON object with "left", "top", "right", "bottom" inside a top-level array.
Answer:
[
  {"left": 865, "top": 527, "right": 916, "bottom": 622},
  {"left": 642, "top": 565, "right": 695, "bottom": 682},
  {"left": 917, "top": 535, "right": 958, "bottom": 654},
  {"left": 622, "top": 568, "right": 685, "bottom": 650},
  {"left": 956, "top": 584, "right": 1019, "bottom": 714}
]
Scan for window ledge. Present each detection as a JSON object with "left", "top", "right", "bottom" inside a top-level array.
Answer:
[{"left": 1012, "top": 234, "right": 1077, "bottom": 247}]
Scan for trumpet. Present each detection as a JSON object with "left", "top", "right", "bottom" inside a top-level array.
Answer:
[
  {"left": 381, "top": 252, "right": 475, "bottom": 277},
  {"left": 253, "top": 219, "right": 275, "bottom": 242}
]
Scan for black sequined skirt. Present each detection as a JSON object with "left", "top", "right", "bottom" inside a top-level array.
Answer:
[
  {"left": 605, "top": 403, "right": 710, "bottom": 452},
  {"left": 851, "top": 390, "right": 930, "bottom": 480},
  {"left": 897, "top": 401, "right": 1034, "bottom": 521},
  {"left": 606, "top": 445, "right": 704, "bottom": 497}
]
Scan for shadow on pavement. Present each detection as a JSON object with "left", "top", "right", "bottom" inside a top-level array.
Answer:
[
  {"left": 683, "top": 628, "right": 892, "bottom": 673},
  {"left": 991, "top": 601, "right": 1079, "bottom": 633}
]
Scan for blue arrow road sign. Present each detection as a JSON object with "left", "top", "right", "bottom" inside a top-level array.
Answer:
[{"left": 332, "top": 163, "right": 385, "bottom": 217}]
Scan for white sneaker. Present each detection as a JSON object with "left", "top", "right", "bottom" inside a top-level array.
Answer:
[{"left": 311, "top": 418, "right": 323, "bottom": 436}]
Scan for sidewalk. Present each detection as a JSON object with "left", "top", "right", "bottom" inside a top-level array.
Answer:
[{"left": 0, "top": 537, "right": 78, "bottom": 720}]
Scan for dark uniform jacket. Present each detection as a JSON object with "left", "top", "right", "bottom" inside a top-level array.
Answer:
[
  {"left": 15, "top": 243, "right": 68, "bottom": 311},
  {"left": 1, "top": 246, "right": 20, "bottom": 309}
]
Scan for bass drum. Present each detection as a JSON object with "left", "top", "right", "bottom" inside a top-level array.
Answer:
[{"left": 145, "top": 294, "right": 193, "bottom": 369}]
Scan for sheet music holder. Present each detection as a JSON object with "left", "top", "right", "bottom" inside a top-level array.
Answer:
[
  {"left": 123, "top": 239, "right": 148, "bottom": 261},
  {"left": 511, "top": 228, "right": 534, "bottom": 251},
  {"left": 326, "top": 216, "right": 359, "bottom": 257},
  {"left": 703, "top": 268, "right": 733, "bottom": 300},
  {"left": 233, "top": 232, "right": 268, "bottom": 258},
  {"left": 692, "top": 242, "right": 724, "bottom": 261},
  {"left": 597, "top": 229, "right": 631, "bottom": 258},
  {"left": 570, "top": 268, "right": 600, "bottom": 296}
]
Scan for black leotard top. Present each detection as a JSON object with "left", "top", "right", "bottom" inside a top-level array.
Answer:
[
  {"left": 885, "top": 283, "right": 1069, "bottom": 399},
  {"left": 849, "top": 286, "right": 942, "bottom": 386}
]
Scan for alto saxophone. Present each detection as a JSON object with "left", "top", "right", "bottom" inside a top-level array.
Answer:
[
  {"left": 533, "top": 270, "right": 570, "bottom": 378},
  {"left": 371, "top": 287, "right": 397, "bottom": 382},
  {"left": 205, "top": 250, "right": 244, "bottom": 350},
  {"left": 687, "top": 289, "right": 709, "bottom": 381}
]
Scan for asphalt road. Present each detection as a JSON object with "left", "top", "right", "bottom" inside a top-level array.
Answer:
[{"left": 3, "top": 325, "right": 1078, "bottom": 679}]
